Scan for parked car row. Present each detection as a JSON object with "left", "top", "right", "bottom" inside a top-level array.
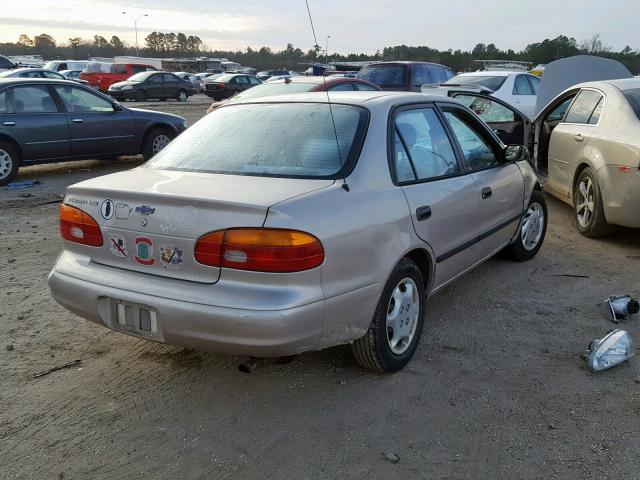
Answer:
[
  {"left": 0, "top": 78, "right": 187, "bottom": 185},
  {"left": 108, "top": 71, "right": 196, "bottom": 102}
]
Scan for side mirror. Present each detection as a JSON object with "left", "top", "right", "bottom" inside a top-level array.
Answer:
[
  {"left": 504, "top": 144, "right": 529, "bottom": 163},
  {"left": 112, "top": 102, "right": 124, "bottom": 112}
]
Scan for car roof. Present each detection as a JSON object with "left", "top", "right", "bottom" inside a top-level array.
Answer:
[
  {"left": 227, "top": 90, "right": 449, "bottom": 109},
  {"left": 453, "top": 71, "right": 518, "bottom": 77},
  {"left": 0, "top": 77, "right": 82, "bottom": 87},
  {"left": 604, "top": 77, "right": 640, "bottom": 91},
  {"left": 267, "top": 76, "right": 369, "bottom": 85},
  {"left": 363, "top": 61, "right": 451, "bottom": 68}
]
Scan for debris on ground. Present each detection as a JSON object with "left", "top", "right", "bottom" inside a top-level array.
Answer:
[
  {"left": 4, "top": 180, "right": 42, "bottom": 190},
  {"left": 585, "top": 329, "right": 634, "bottom": 372},
  {"left": 601, "top": 294, "right": 640, "bottom": 323},
  {"left": 384, "top": 453, "right": 400, "bottom": 463},
  {"left": 6, "top": 344, "right": 14, "bottom": 351},
  {"left": 552, "top": 274, "right": 590, "bottom": 278},
  {"left": 33, "top": 359, "right": 82, "bottom": 378}
]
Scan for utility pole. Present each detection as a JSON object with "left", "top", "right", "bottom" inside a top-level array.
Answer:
[{"left": 122, "top": 12, "right": 148, "bottom": 57}]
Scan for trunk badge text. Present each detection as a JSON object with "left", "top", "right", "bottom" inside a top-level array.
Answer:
[{"left": 135, "top": 205, "right": 156, "bottom": 215}]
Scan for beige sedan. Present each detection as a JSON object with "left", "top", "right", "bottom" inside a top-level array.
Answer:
[{"left": 444, "top": 56, "right": 640, "bottom": 237}]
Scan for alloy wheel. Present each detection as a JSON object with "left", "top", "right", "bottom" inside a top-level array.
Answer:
[
  {"left": 576, "top": 177, "right": 594, "bottom": 228},
  {"left": 178, "top": 91, "right": 187, "bottom": 102},
  {"left": 386, "top": 277, "right": 420, "bottom": 355},
  {"left": 152, "top": 134, "right": 170, "bottom": 155},
  {"left": 521, "top": 202, "right": 545, "bottom": 251},
  {"left": 0, "top": 149, "right": 12, "bottom": 180}
]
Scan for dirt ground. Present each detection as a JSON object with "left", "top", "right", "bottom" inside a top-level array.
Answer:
[{"left": 1, "top": 98, "right": 640, "bottom": 479}]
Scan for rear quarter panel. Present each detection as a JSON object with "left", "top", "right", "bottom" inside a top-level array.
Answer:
[{"left": 264, "top": 109, "right": 431, "bottom": 345}]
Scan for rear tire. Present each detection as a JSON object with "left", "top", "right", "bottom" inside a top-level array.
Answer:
[
  {"left": 142, "top": 127, "right": 174, "bottom": 160},
  {"left": 0, "top": 141, "right": 19, "bottom": 186},
  {"left": 504, "top": 190, "right": 547, "bottom": 261},
  {"left": 573, "top": 167, "right": 612, "bottom": 237},
  {"left": 351, "top": 258, "right": 425, "bottom": 373},
  {"left": 134, "top": 90, "right": 147, "bottom": 102}
]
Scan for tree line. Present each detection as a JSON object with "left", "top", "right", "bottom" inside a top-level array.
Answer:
[{"left": 1, "top": 32, "right": 638, "bottom": 73}]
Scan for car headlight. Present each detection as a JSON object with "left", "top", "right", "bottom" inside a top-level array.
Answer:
[
  {"left": 182, "top": 120, "right": 188, "bottom": 129},
  {"left": 586, "top": 329, "right": 634, "bottom": 372},
  {"left": 122, "top": 85, "right": 133, "bottom": 90}
]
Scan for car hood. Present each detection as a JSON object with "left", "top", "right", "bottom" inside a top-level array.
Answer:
[
  {"left": 534, "top": 55, "right": 632, "bottom": 116},
  {"left": 109, "top": 81, "right": 133, "bottom": 89}
]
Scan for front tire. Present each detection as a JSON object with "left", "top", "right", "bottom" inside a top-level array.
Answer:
[
  {"left": 573, "top": 167, "right": 611, "bottom": 237},
  {"left": 504, "top": 189, "right": 547, "bottom": 261},
  {"left": 351, "top": 258, "right": 425, "bottom": 373},
  {"left": 142, "top": 127, "right": 174, "bottom": 160},
  {"left": 177, "top": 89, "right": 188, "bottom": 102},
  {"left": 134, "top": 90, "right": 147, "bottom": 102},
  {"left": 0, "top": 141, "right": 19, "bottom": 186}
]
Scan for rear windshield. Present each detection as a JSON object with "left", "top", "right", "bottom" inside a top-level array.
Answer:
[
  {"left": 145, "top": 103, "right": 369, "bottom": 178},
  {"left": 232, "top": 83, "right": 316, "bottom": 101},
  {"left": 623, "top": 88, "right": 640, "bottom": 120},
  {"left": 357, "top": 66, "right": 405, "bottom": 88},
  {"left": 445, "top": 75, "right": 507, "bottom": 91}
]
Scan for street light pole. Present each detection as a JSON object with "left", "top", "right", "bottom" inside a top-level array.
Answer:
[
  {"left": 325, "top": 35, "right": 331, "bottom": 65},
  {"left": 122, "top": 12, "right": 148, "bottom": 57}
]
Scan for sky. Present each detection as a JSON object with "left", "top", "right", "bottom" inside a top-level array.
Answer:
[{"left": 1, "top": 0, "right": 637, "bottom": 54}]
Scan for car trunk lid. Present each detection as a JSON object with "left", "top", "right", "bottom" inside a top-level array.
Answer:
[{"left": 64, "top": 168, "right": 334, "bottom": 283}]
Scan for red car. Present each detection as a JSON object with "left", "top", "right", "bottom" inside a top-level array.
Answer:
[
  {"left": 80, "top": 63, "right": 158, "bottom": 92},
  {"left": 206, "top": 76, "right": 380, "bottom": 113}
]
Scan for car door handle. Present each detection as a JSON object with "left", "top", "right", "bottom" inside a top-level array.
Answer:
[
  {"left": 71, "top": 118, "right": 83, "bottom": 123},
  {"left": 3, "top": 121, "right": 15, "bottom": 126},
  {"left": 481, "top": 187, "right": 493, "bottom": 199},
  {"left": 416, "top": 206, "right": 432, "bottom": 221},
  {"left": 574, "top": 133, "right": 584, "bottom": 142}
]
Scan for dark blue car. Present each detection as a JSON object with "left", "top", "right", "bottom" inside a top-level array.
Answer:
[{"left": 0, "top": 78, "right": 187, "bottom": 185}]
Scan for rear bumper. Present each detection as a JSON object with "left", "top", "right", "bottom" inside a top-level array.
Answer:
[
  {"left": 47, "top": 250, "right": 379, "bottom": 357},
  {"left": 598, "top": 165, "right": 640, "bottom": 228}
]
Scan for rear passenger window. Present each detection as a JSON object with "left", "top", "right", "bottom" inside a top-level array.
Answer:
[
  {"left": 163, "top": 74, "right": 177, "bottom": 82},
  {"left": 10, "top": 86, "right": 59, "bottom": 113},
  {"left": 412, "top": 65, "right": 433, "bottom": 88},
  {"left": 565, "top": 90, "right": 604, "bottom": 124},
  {"left": 513, "top": 75, "right": 534, "bottom": 95},
  {"left": 130, "top": 65, "right": 146, "bottom": 74},
  {"left": 328, "top": 83, "right": 355, "bottom": 91},
  {"left": 393, "top": 108, "right": 459, "bottom": 182},
  {"left": 0, "top": 91, "right": 13, "bottom": 114},
  {"left": 430, "top": 66, "right": 450, "bottom": 83}
]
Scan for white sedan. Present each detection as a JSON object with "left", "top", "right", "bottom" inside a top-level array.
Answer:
[{"left": 423, "top": 71, "right": 541, "bottom": 118}]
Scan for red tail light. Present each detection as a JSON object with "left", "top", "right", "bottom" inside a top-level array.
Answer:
[
  {"left": 194, "top": 228, "right": 324, "bottom": 273},
  {"left": 60, "top": 203, "right": 103, "bottom": 247}
]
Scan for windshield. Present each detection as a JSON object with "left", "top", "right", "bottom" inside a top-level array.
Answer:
[
  {"left": 357, "top": 66, "right": 405, "bottom": 88},
  {"left": 145, "top": 103, "right": 369, "bottom": 178},
  {"left": 231, "top": 82, "right": 317, "bottom": 101},
  {"left": 445, "top": 75, "right": 507, "bottom": 91},
  {"left": 623, "top": 88, "right": 640, "bottom": 121},
  {"left": 43, "top": 62, "right": 58, "bottom": 71},
  {"left": 127, "top": 72, "right": 155, "bottom": 82},
  {"left": 209, "top": 74, "right": 235, "bottom": 83}
]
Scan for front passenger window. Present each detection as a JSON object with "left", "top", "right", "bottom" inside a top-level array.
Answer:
[
  {"left": 394, "top": 108, "right": 459, "bottom": 182},
  {"left": 443, "top": 111, "right": 498, "bottom": 171}
]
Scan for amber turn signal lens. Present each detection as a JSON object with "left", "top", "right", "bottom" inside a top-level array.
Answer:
[
  {"left": 194, "top": 228, "right": 324, "bottom": 273},
  {"left": 59, "top": 203, "right": 103, "bottom": 247}
]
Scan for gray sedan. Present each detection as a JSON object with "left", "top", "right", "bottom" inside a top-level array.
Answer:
[
  {"left": 48, "top": 91, "right": 546, "bottom": 372},
  {"left": 0, "top": 78, "right": 187, "bottom": 185}
]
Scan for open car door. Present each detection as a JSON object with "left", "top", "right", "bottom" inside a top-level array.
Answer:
[{"left": 448, "top": 91, "right": 530, "bottom": 147}]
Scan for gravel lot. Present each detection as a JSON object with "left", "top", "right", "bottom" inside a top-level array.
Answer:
[{"left": 1, "top": 97, "right": 640, "bottom": 479}]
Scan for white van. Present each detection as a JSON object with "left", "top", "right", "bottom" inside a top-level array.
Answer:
[{"left": 43, "top": 60, "right": 89, "bottom": 72}]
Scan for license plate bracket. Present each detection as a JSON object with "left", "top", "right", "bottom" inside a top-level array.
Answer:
[{"left": 112, "top": 300, "right": 161, "bottom": 340}]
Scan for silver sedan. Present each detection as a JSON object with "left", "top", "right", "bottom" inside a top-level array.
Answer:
[{"left": 48, "top": 91, "right": 547, "bottom": 372}]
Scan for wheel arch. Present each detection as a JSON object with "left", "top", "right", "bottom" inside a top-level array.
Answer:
[
  {"left": 0, "top": 133, "right": 23, "bottom": 161},
  {"left": 141, "top": 122, "right": 178, "bottom": 150},
  {"left": 403, "top": 247, "right": 434, "bottom": 295}
]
